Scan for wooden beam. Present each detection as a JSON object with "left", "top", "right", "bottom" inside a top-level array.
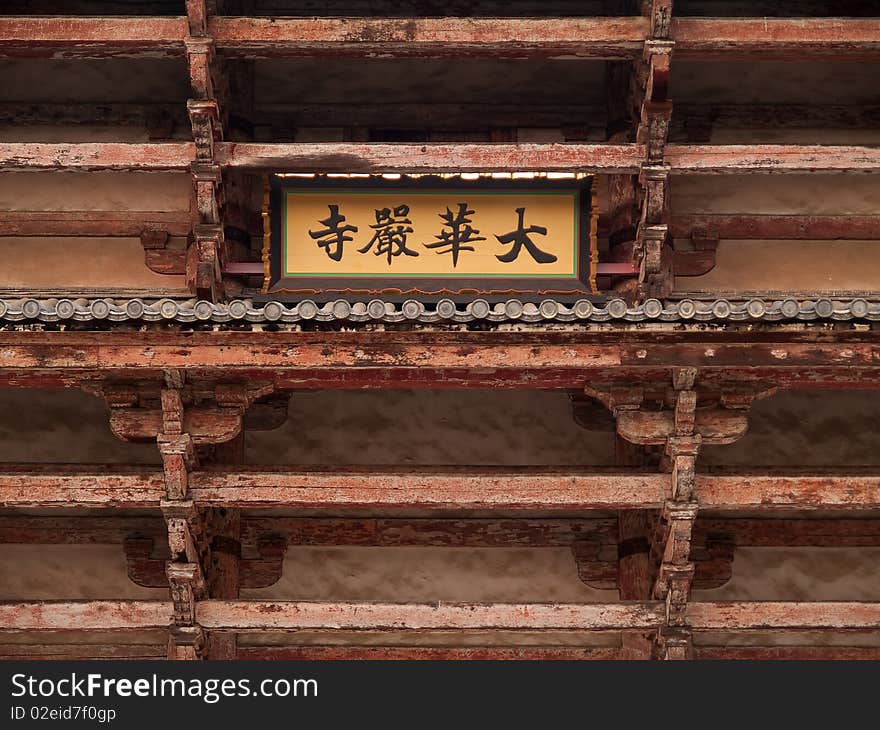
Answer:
[
  {"left": 3, "top": 16, "right": 877, "bottom": 61},
  {"left": 238, "top": 646, "right": 621, "bottom": 660},
  {"left": 0, "top": 143, "right": 194, "bottom": 171},
  {"left": 695, "top": 472, "right": 880, "bottom": 510},
  {"left": 0, "top": 466, "right": 165, "bottom": 508},
  {"left": 8, "top": 515, "right": 878, "bottom": 550},
  {"left": 0, "top": 644, "right": 166, "bottom": 660},
  {"left": 670, "top": 214, "right": 880, "bottom": 241},
  {"left": 196, "top": 600, "right": 663, "bottom": 631},
  {"left": 0, "top": 16, "right": 187, "bottom": 58},
  {"left": 671, "top": 18, "right": 880, "bottom": 60},
  {"left": 665, "top": 144, "right": 880, "bottom": 174},
  {"left": 3, "top": 465, "right": 880, "bottom": 511},
  {"left": 2, "top": 332, "right": 880, "bottom": 378},
  {"left": 189, "top": 467, "right": 669, "bottom": 510},
  {"left": 216, "top": 142, "right": 644, "bottom": 173},
  {"left": 0, "top": 601, "right": 171, "bottom": 631},
  {"left": 694, "top": 646, "right": 880, "bottom": 661},
  {"left": 0, "top": 211, "right": 192, "bottom": 238},
  {"left": 687, "top": 602, "right": 880, "bottom": 631},
  {"left": 674, "top": 104, "right": 880, "bottom": 131},
  {"left": 209, "top": 16, "right": 648, "bottom": 59},
  {"left": 3, "top": 142, "right": 877, "bottom": 174}
]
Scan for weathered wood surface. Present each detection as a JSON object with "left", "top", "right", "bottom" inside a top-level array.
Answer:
[
  {"left": 1, "top": 332, "right": 880, "bottom": 391},
  {"left": 190, "top": 467, "right": 669, "bottom": 510},
  {"left": 0, "top": 211, "right": 193, "bottom": 238},
  {"left": 0, "top": 644, "right": 166, "bottom": 660},
  {"left": 238, "top": 646, "right": 620, "bottom": 660},
  {"left": 4, "top": 466, "right": 879, "bottom": 510},
  {"left": 671, "top": 18, "right": 880, "bottom": 59},
  {"left": 216, "top": 142, "right": 644, "bottom": 173},
  {"left": 196, "top": 601, "right": 664, "bottom": 631},
  {"left": 210, "top": 17, "right": 648, "bottom": 59},
  {"left": 686, "top": 602, "right": 880, "bottom": 631},
  {"left": 695, "top": 472, "right": 880, "bottom": 510},
  {"left": 4, "top": 16, "right": 876, "bottom": 60},
  {"left": 0, "top": 601, "right": 171, "bottom": 631},
  {"left": 0, "top": 466, "right": 165, "bottom": 508},
  {"left": 695, "top": 646, "right": 880, "bottom": 661},
  {"left": 665, "top": 145, "right": 880, "bottom": 174},
  {"left": 0, "top": 17, "right": 187, "bottom": 57},
  {"left": 4, "top": 599, "right": 879, "bottom": 634},
  {"left": 670, "top": 215, "right": 880, "bottom": 241},
  {"left": 3, "top": 141, "right": 878, "bottom": 174},
  {"left": 8, "top": 515, "right": 879, "bottom": 550},
  {"left": 0, "top": 143, "right": 194, "bottom": 171}
]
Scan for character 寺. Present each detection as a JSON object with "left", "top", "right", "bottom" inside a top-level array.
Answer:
[{"left": 308, "top": 204, "right": 358, "bottom": 262}]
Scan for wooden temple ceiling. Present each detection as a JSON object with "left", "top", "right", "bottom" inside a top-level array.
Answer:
[{"left": 0, "top": 0, "right": 879, "bottom": 661}]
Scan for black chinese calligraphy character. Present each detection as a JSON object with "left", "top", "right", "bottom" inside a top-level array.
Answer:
[
  {"left": 495, "top": 207, "right": 557, "bottom": 264},
  {"left": 308, "top": 204, "right": 358, "bottom": 262},
  {"left": 424, "top": 203, "right": 486, "bottom": 268},
  {"left": 358, "top": 204, "right": 419, "bottom": 265}
]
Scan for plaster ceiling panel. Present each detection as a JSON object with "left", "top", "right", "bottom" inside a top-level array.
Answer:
[
  {"left": 0, "top": 389, "right": 160, "bottom": 464},
  {"left": 246, "top": 389, "right": 617, "bottom": 467}
]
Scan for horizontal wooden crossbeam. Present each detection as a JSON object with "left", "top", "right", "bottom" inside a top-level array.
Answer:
[
  {"left": 3, "top": 600, "right": 879, "bottom": 633},
  {"left": 1, "top": 331, "right": 879, "bottom": 390},
  {"left": 2, "top": 466, "right": 880, "bottom": 511},
  {"left": 670, "top": 18, "right": 880, "bottom": 60},
  {"left": 5, "top": 515, "right": 880, "bottom": 549},
  {"left": 0, "top": 211, "right": 192, "bottom": 238},
  {"left": 4, "top": 142, "right": 879, "bottom": 174},
  {"left": 2, "top": 17, "right": 877, "bottom": 60},
  {"left": 670, "top": 214, "right": 880, "bottom": 240},
  {"left": 236, "top": 646, "right": 620, "bottom": 660}
]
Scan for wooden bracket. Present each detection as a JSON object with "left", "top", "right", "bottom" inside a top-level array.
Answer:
[
  {"left": 673, "top": 229, "right": 719, "bottom": 278},
  {"left": 141, "top": 229, "right": 185, "bottom": 276}
]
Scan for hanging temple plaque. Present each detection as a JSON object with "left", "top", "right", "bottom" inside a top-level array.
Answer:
[{"left": 263, "top": 175, "right": 598, "bottom": 301}]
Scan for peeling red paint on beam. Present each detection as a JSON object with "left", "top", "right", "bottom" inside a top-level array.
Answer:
[
  {"left": 0, "top": 601, "right": 171, "bottom": 631},
  {"left": 0, "top": 466, "right": 165, "bottom": 508},
  {"left": 7, "top": 367, "right": 880, "bottom": 392},
  {"left": 0, "top": 211, "right": 192, "bottom": 238},
  {"left": 670, "top": 214, "right": 880, "bottom": 240},
  {"left": 0, "top": 17, "right": 188, "bottom": 58},
  {"left": 190, "top": 467, "right": 669, "bottom": 510},
  {"left": 0, "top": 143, "right": 194, "bottom": 171},
  {"left": 672, "top": 18, "right": 880, "bottom": 59},
  {"left": 665, "top": 144, "right": 880, "bottom": 174},
  {"left": 3, "top": 332, "right": 880, "bottom": 373},
  {"left": 687, "top": 602, "right": 880, "bottom": 631},
  {"left": 238, "top": 646, "right": 620, "bottom": 660},
  {"left": 695, "top": 472, "right": 880, "bottom": 510},
  {"left": 197, "top": 601, "right": 663, "bottom": 631},
  {"left": 694, "top": 646, "right": 880, "bottom": 660},
  {"left": 217, "top": 142, "right": 643, "bottom": 174},
  {"left": 209, "top": 17, "right": 648, "bottom": 59}
]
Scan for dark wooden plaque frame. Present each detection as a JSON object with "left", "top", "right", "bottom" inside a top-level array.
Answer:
[{"left": 262, "top": 175, "right": 598, "bottom": 303}]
